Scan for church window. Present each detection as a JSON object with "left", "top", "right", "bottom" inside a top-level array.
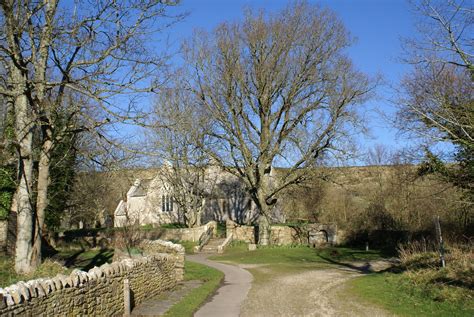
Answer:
[{"left": 162, "top": 194, "right": 174, "bottom": 212}]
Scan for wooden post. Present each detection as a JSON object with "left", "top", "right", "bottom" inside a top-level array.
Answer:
[
  {"left": 124, "top": 279, "right": 131, "bottom": 316},
  {"left": 434, "top": 216, "right": 446, "bottom": 268}
]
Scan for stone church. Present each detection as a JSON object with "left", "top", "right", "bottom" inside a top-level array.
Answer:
[{"left": 114, "top": 165, "right": 285, "bottom": 227}]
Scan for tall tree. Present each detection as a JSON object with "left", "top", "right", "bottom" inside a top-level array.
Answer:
[
  {"left": 179, "top": 2, "right": 372, "bottom": 244},
  {"left": 396, "top": 0, "right": 473, "bottom": 213},
  {"left": 152, "top": 87, "right": 217, "bottom": 228},
  {"left": 0, "top": 0, "right": 182, "bottom": 273}
]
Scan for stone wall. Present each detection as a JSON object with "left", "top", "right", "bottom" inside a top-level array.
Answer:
[
  {"left": 0, "top": 240, "right": 184, "bottom": 316},
  {"left": 140, "top": 239, "right": 185, "bottom": 281},
  {"left": 270, "top": 224, "right": 338, "bottom": 246},
  {"left": 60, "top": 221, "right": 218, "bottom": 250},
  {"left": 226, "top": 219, "right": 338, "bottom": 246},
  {"left": 0, "top": 220, "right": 7, "bottom": 252},
  {"left": 226, "top": 219, "right": 255, "bottom": 243}
]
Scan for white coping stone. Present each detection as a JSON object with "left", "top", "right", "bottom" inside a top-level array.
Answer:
[
  {"left": 52, "top": 276, "right": 63, "bottom": 290},
  {"left": 87, "top": 269, "right": 98, "bottom": 281},
  {"left": 4, "top": 294, "right": 14, "bottom": 306},
  {"left": 16, "top": 282, "right": 31, "bottom": 300},
  {"left": 25, "top": 281, "right": 38, "bottom": 298},
  {"left": 40, "top": 279, "right": 54, "bottom": 294},
  {"left": 70, "top": 270, "right": 81, "bottom": 287},
  {"left": 34, "top": 281, "right": 46, "bottom": 297}
]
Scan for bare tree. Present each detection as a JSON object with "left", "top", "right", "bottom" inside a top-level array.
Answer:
[
  {"left": 152, "top": 88, "right": 217, "bottom": 228},
  {"left": 398, "top": 0, "right": 473, "bottom": 144},
  {"left": 0, "top": 0, "right": 183, "bottom": 273},
  {"left": 396, "top": 0, "right": 473, "bottom": 205},
  {"left": 179, "top": 2, "right": 372, "bottom": 244}
]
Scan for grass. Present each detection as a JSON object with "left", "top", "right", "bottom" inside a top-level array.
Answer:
[
  {"left": 348, "top": 272, "right": 474, "bottom": 317},
  {"left": 344, "top": 240, "right": 474, "bottom": 317},
  {"left": 0, "top": 248, "right": 114, "bottom": 287},
  {"left": 0, "top": 255, "right": 71, "bottom": 287},
  {"left": 213, "top": 243, "right": 472, "bottom": 316},
  {"left": 163, "top": 261, "right": 224, "bottom": 317},
  {"left": 211, "top": 243, "right": 383, "bottom": 266},
  {"left": 169, "top": 240, "right": 197, "bottom": 254}
]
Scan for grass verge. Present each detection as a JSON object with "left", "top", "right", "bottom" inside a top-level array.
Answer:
[
  {"left": 163, "top": 260, "right": 224, "bottom": 317},
  {"left": 347, "top": 272, "right": 474, "bottom": 317},
  {"left": 210, "top": 243, "right": 383, "bottom": 266}
]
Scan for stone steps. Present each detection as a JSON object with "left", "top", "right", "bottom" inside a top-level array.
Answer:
[{"left": 199, "top": 238, "right": 226, "bottom": 253}]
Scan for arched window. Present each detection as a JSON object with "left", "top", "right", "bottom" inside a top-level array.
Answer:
[{"left": 162, "top": 194, "right": 174, "bottom": 212}]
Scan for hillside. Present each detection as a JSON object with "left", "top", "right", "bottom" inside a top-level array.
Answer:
[{"left": 68, "top": 165, "right": 469, "bottom": 237}]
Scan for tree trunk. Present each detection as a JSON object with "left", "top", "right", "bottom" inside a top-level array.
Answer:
[
  {"left": 31, "top": 134, "right": 53, "bottom": 267},
  {"left": 195, "top": 198, "right": 206, "bottom": 227},
  {"left": 258, "top": 214, "right": 270, "bottom": 246},
  {"left": 256, "top": 167, "right": 273, "bottom": 245},
  {"left": 14, "top": 93, "right": 36, "bottom": 274}
]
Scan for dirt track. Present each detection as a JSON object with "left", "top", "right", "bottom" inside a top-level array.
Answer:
[{"left": 240, "top": 262, "right": 394, "bottom": 317}]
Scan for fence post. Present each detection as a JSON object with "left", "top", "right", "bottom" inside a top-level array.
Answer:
[
  {"left": 434, "top": 216, "right": 446, "bottom": 268},
  {"left": 124, "top": 279, "right": 131, "bottom": 316}
]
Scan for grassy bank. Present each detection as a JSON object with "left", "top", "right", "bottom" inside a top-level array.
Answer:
[
  {"left": 163, "top": 261, "right": 224, "bottom": 317},
  {"left": 346, "top": 241, "right": 474, "bottom": 317},
  {"left": 348, "top": 272, "right": 473, "bottom": 316}
]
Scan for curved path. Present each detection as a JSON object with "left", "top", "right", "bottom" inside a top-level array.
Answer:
[{"left": 187, "top": 253, "right": 253, "bottom": 317}]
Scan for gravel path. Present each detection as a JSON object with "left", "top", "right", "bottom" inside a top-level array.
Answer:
[{"left": 240, "top": 261, "right": 394, "bottom": 317}]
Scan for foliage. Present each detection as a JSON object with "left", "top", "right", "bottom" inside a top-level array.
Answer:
[
  {"left": 45, "top": 132, "right": 77, "bottom": 230},
  {"left": 216, "top": 222, "right": 226, "bottom": 238},
  {"left": 0, "top": 165, "right": 15, "bottom": 219},
  {"left": 163, "top": 261, "right": 224, "bottom": 317}
]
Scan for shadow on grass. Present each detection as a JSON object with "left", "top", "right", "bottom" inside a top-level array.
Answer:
[
  {"left": 52, "top": 249, "right": 114, "bottom": 271},
  {"left": 318, "top": 254, "right": 374, "bottom": 273},
  {"left": 81, "top": 249, "right": 114, "bottom": 271}
]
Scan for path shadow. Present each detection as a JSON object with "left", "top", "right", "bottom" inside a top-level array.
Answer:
[{"left": 318, "top": 255, "right": 375, "bottom": 274}]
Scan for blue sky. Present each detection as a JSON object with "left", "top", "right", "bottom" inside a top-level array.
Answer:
[{"left": 160, "top": 0, "right": 419, "bottom": 160}]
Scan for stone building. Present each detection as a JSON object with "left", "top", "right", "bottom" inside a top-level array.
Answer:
[{"left": 114, "top": 165, "right": 285, "bottom": 227}]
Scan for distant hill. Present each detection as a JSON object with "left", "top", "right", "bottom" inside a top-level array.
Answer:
[{"left": 68, "top": 165, "right": 468, "bottom": 236}]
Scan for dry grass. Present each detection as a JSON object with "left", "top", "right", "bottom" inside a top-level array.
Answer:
[{"left": 396, "top": 241, "right": 473, "bottom": 303}]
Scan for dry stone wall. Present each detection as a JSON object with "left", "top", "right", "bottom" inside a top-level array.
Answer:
[
  {"left": 0, "top": 240, "right": 184, "bottom": 316},
  {"left": 0, "top": 220, "right": 7, "bottom": 252},
  {"left": 226, "top": 220, "right": 255, "bottom": 243},
  {"left": 226, "top": 219, "right": 338, "bottom": 246},
  {"left": 140, "top": 239, "right": 185, "bottom": 281}
]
